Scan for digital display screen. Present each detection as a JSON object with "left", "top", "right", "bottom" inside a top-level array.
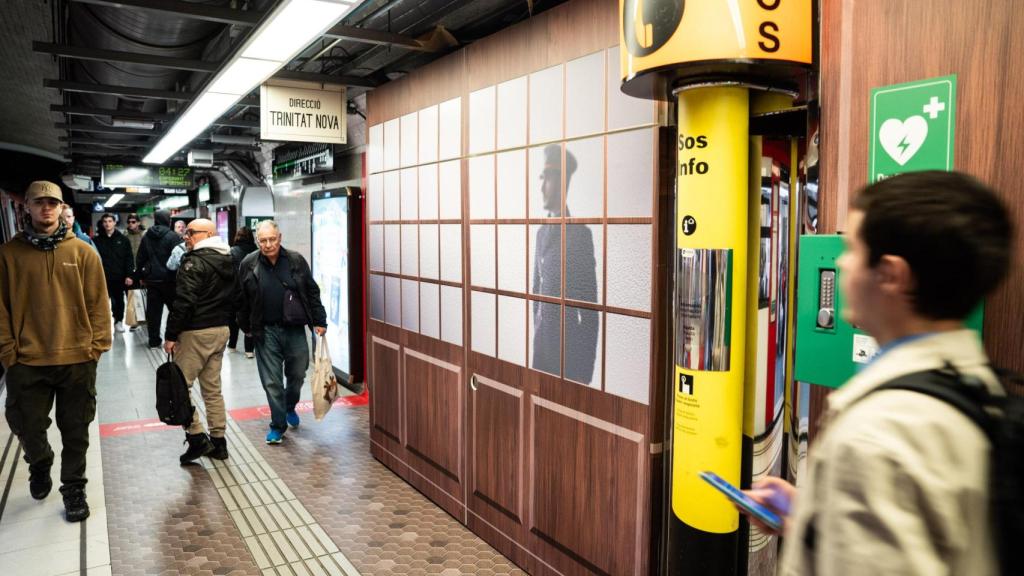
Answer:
[
  {"left": 216, "top": 210, "right": 229, "bottom": 243},
  {"left": 311, "top": 193, "right": 350, "bottom": 377},
  {"left": 101, "top": 164, "right": 194, "bottom": 188}
]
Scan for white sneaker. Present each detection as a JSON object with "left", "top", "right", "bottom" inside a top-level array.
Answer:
[
  {"left": 115, "top": 321, "right": 125, "bottom": 333},
  {"left": 245, "top": 352, "right": 254, "bottom": 359}
]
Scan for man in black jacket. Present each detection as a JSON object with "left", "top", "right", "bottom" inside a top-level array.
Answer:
[
  {"left": 93, "top": 213, "right": 134, "bottom": 333},
  {"left": 164, "top": 219, "right": 235, "bottom": 463},
  {"left": 136, "top": 210, "right": 184, "bottom": 347},
  {"left": 238, "top": 221, "right": 327, "bottom": 445}
]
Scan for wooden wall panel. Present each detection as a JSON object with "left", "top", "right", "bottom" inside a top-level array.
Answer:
[
  {"left": 465, "top": 0, "right": 618, "bottom": 94},
  {"left": 404, "top": 348, "right": 463, "bottom": 483},
  {"left": 470, "top": 375, "right": 524, "bottom": 522},
  {"left": 370, "top": 336, "right": 401, "bottom": 442},
  {"left": 530, "top": 398, "right": 645, "bottom": 576},
  {"left": 820, "top": 0, "right": 1024, "bottom": 372}
]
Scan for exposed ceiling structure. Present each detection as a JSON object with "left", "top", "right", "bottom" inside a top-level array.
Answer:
[{"left": 0, "top": 0, "right": 566, "bottom": 205}]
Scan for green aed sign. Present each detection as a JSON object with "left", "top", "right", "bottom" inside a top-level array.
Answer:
[
  {"left": 102, "top": 164, "right": 195, "bottom": 189},
  {"left": 869, "top": 75, "right": 956, "bottom": 182}
]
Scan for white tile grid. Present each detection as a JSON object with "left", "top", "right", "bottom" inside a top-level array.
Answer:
[
  {"left": 0, "top": 387, "right": 111, "bottom": 576},
  {"left": 188, "top": 385, "right": 360, "bottom": 576}
]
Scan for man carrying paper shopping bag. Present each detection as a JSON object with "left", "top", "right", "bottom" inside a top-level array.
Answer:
[{"left": 237, "top": 221, "right": 327, "bottom": 445}]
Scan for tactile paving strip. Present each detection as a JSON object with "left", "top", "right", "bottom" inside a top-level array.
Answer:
[
  {"left": 235, "top": 410, "right": 527, "bottom": 576},
  {"left": 145, "top": 343, "right": 361, "bottom": 576},
  {"left": 199, "top": 417, "right": 361, "bottom": 576}
]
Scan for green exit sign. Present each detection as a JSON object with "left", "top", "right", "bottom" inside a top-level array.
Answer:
[{"left": 869, "top": 75, "right": 957, "bottom": 182}]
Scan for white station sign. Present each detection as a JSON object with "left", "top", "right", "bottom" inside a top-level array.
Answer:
[{"left": 260, "top": 81, "right": 347, "bottom": 144}]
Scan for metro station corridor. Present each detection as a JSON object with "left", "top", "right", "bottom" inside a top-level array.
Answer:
[
  {"left": 0, "top": 328, "right": 523, "bottom": 576},
  {"left": 3, "top": 0, "right": 1024, "bottom": 575}
]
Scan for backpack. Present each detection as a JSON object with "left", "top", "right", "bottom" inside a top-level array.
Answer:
[
  {"left": 156, "top": 355, "right": 194, "bottom": 426},
  {"left": 870, "top": 364, "right": 1023, "bottom": 575}
]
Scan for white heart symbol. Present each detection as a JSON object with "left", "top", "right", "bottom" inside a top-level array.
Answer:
[{"left": 879, "top": 115, "right": 928, "bottom": 166}]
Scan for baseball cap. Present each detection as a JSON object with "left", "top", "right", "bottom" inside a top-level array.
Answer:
[{"left": 25, "top": 181, "right": 63, "bottom": 203}]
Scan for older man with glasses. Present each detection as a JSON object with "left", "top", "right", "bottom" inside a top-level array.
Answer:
[
  {"left": 237, "top": 221, "right": 327, "bottom": 444},
  {"left": 163, "top": 219, "right": 236, "bottom": 463}
]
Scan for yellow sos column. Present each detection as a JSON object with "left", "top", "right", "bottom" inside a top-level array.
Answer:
[
  {"left": 619, "top": 1, "right": 812, "bottom": 574},
  {"left": 672, "top": 85, "right": 750, "bottom": 571}
]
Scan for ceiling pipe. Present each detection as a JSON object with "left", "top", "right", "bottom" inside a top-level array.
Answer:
[{"left": 209, "top": 133, "right": 257, "bottom": 146}]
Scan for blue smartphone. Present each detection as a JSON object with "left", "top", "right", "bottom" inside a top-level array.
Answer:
[{"left": 700, "top": 471, "right": 783, "bottom": 532}]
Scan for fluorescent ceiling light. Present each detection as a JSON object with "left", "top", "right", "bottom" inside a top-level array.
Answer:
[
  {"left": 145, "top": 92, "right": 240, "bottom": 163},
  {"left": 207, "top": 57, "right": 281, "bottom": 96},
  {"left": 243, "top": 0, "right": 352, "bottom": 61},
  {"left": 104, "top": 194, "right": 125, "bottom": 208},
  {"left": 159, "top": 195, "right": 190, "bottom": 210},
  {"left": 143, "top": 0, "right": 354, "bottom": 165}
]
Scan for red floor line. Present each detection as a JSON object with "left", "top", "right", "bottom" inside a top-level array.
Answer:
[{"left": 100, "top": 389, "right": 370, "bottom": 438}]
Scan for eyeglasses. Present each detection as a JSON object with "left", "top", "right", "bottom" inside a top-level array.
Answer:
[
  {"left": 185, "top": 229, "right": 211, "bottom": 237},
  {"left": 127, "top": 220, "right": 138, "bottom": 224}
]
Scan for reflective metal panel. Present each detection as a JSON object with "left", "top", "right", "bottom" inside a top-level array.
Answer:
[{"left": 675, "top": 248, "right": 732, "bottom": 371}]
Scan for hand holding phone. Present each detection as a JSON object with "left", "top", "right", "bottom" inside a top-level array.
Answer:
[{"left": 700, "top": 471, "right": 786, "bottom": 533}]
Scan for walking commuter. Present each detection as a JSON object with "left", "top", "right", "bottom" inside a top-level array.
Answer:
[
  {"left": 124, "top": 213, "right": 144, "bottom": 257},
  {"left": 166, "top": 240, "right": 187, "bottom": 271},
  {"left": 135, "top": 210, "right": 183, "bottom": 348},
  {"left": 237, "top": 221, "right": 327, "bottom": 444},
  {"left": 228, "top": 226, "right": 258, "bottom": 358},
  {"left": 122, "top": 213, "right": 146, "bottom": 331},
  {"left": 93, "top": 213, "right": 135, "bottom": 333},
  {"left": 0, "top": 181, "right": 112, "bottom": 522},
  {"left": 163, "top": 219, "right": 236, "bottom": 463},
  {"left": 60, "top": 204, "right": 96, "bottom": 252},
  {"left": 742, "top": 171, "right": 1014, "bottom": 576}
]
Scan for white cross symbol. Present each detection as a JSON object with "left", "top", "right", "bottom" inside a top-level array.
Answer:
[{"left": 923, "top": 96, "right": 946, "bottom": 119}]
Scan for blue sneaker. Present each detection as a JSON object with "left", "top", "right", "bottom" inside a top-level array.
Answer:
[
  {"left": 265, "top": 429, "right": 285, "bottom": 444},
  {"left": 286, "top": 411, "right": 301, "bottom": 428}
]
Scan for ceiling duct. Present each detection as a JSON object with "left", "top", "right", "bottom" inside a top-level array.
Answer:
[
  {"left": 61, "top": 173, "right": 95, "bottom": 191},
  {"left": 188, "top": 149, "right": 214, "bottom": 168},
  {"left": 210, "top": 133, "right": 257, "bottom": 146},
  {"left": 224, "top": 159, "right": 263, "bottom": 187},
  {"left": 112, "top": 117, "right": 156, "bottom": 130}
]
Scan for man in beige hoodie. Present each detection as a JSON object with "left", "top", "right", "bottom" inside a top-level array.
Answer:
[
  {"left": 743, "top": 171, "right": 1013, "bottom": 576},
  {"left": 0, "top": 181, "right": 111, "bottom": 523}
]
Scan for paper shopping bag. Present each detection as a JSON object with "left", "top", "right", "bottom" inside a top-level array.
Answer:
[{"left": 312, "top": 334, "right": 339, "bottom": 421}]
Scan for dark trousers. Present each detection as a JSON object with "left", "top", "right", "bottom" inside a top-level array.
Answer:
[
  {"left": 4, "top": 361, "right": 98, "bottom": 492},
  {"left": 255, "top": 325, "right": 309, "bottom": 432},
  {"left": 145, "top": 282, "right": 177, "bottom": 346},
  {"left": 106, "top": 275, "right": 125, "bottom": 322},
  {"left": 227, "top": 318, "right": 254, "bottom": 353}
]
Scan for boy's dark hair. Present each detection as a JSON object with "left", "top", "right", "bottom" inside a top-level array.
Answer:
[
  {"left": 100, "top": 213, "right": 116, "bottom": 223},
  {"left": 853, "top": 171, "right": 1013, "bottom": 320}
]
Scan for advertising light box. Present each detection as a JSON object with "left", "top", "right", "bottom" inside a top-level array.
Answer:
[{"left": 310, "top": 188, "right": 363, "bottom": 386}]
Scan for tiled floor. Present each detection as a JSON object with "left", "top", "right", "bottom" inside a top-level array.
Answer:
[
  {"left": 1, "top": 322, "right": 524, "bottom": 575},
  {"left": 237, "top": 411, "right": 526, "bottom": 576},
  {"left": 0, "top": 392, "right": 111, "bottom": 575}
]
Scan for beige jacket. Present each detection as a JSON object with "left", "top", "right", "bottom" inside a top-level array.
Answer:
[{"left": 780, "top": 330, "right": 999, "bottom": 576}]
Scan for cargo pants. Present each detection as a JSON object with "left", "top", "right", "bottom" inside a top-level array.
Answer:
[{"left": 4, "top": 361, "right": 98, "bottom": 493}]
